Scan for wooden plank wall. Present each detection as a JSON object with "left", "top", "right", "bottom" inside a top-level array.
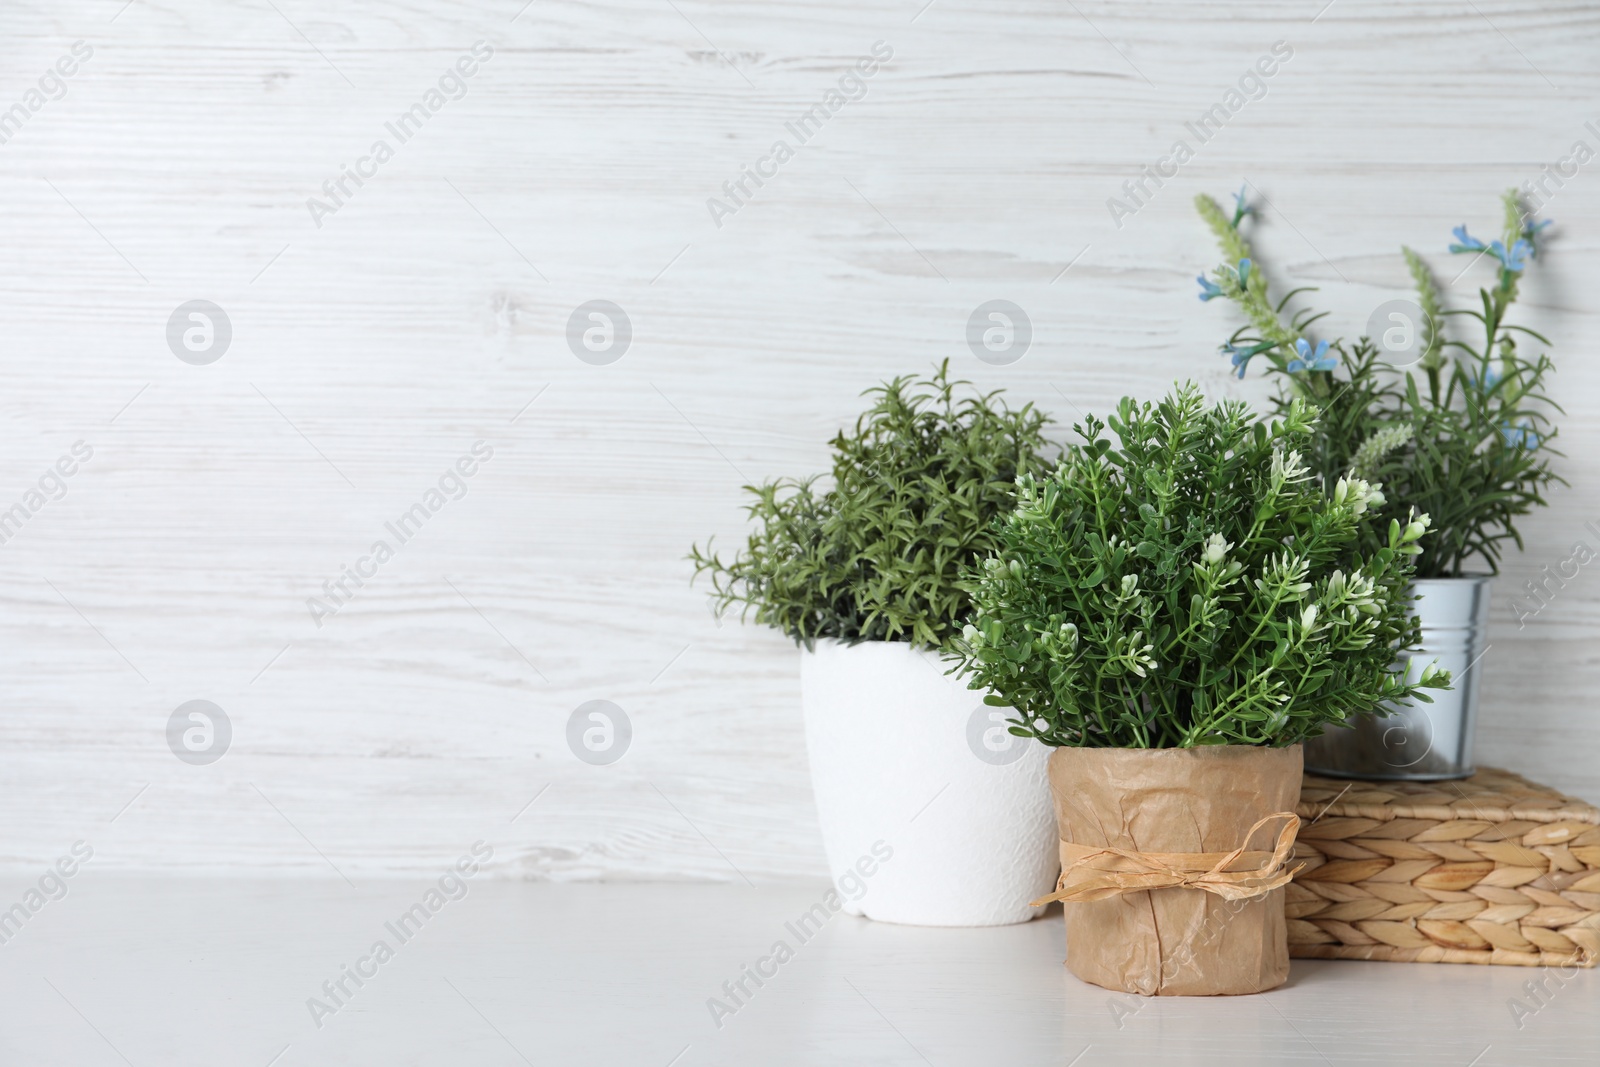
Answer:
[{"left": 0, "top": 0, "right": 1595, "bottom": 879}]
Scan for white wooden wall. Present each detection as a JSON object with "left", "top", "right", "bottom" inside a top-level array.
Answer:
[{"left": 1, "top": 0, "right": 1596, "bottom": 880}]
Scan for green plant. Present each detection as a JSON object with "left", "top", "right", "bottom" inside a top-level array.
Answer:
[
  {"left": 691, "top": 362, "right": 1057, "bottom": 649},
  {"left": 952, "top": 384, "right": 1448, "bottom": 748},
  {"left": 1195, "top": 187, "right": 1562, "bottom": 577}
]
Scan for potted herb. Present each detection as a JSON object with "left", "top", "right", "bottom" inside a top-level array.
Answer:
[
  {"left": 1196, "top": 188, "right": 1561, "bottom": 779},
  {"left": 692, "top": 363, "right": 1061, "bottom": 926},
  {"left": 953, "top": 385, "right": 1448, "bottom": 993}
]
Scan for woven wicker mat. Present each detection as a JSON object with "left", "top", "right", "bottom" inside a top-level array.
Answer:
[{"left": 1289, "top": 767, "right": 1600, "bottom": 967}]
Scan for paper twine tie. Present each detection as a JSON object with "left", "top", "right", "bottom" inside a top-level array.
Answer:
[{"left": 1030, "top": 812, "right": 1303, "bottom": 905}]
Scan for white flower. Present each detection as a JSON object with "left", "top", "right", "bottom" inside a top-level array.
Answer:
[
  {"left": 1202, "top": 533, "right": 1232, "bottom": 566},
  {"left": 1402, "top": 511, "right": 1432, "bottom": 542},
  {"left": 1334, "top": 477, "right": 1385, "bottom": 516},
  {"left": 1329, "top": 570, "right": 1378, "bottom": 617},
  {"left": 1272, "top": 447, "right": 1311, "bottom": 488},
  {"left": 1125, "top": 630, "right": 1157, "bottom": 677},
  {"left": 1258, "top": 551, "right": 1312, "bottom": 597},
  {"left": 1327, "top": 569, "right": 1346, "bottom": 598},
  {"left": 1292, "top": 604, "right": 1318, "bottom": 646}
]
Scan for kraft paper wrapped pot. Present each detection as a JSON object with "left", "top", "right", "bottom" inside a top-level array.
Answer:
[
  {"left": 1035, "top": 745, "right": 1304, "bottom": 995},
  {"left": 801, "top": 639, "right": 1059, "bottom": 926}
]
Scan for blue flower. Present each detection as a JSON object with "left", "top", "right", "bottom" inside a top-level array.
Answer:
[
  {"left": 1502, "top": 420, "right": 1541, "bottom": 449},
  {"left": 1231, "top": 185, "right": 1254, "bottom": 227},
  {"left": 1491, "top": 238, "right": 1531, "bottom": 273},
  {"left": 1450, "top": 225, "right": 1486, "bottom": 254},
  {"left": 1450, "top": 227, "right": 1531, "bottom": 273},
  {"left": 1198, "top": 258, "right": 1254, "bottom": 300},
  {"left": 1286, "top": 338, "right": 1336, "bottom": 373},
  {"left": 1520, "top": 216, "right": 1553, "bottom": 259},
  {"left": 1223, "top": 340, "right": 1276, "bottom": 379},
  {"left": 1468, "top": 363, "right": 1502, "bottom": 392}
]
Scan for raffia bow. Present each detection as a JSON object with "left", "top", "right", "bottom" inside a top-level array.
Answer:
[{"left": 1030, "top": 812, "right": 1303, "bottom": 906}]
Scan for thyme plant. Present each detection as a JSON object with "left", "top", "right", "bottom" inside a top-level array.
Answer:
[
  {"left": 953, "top": 385, "right": 1448, "bottom": 748},
  {"left": 1195, "top": 188, "right": 1562, "bottom": 577},
  {"left": 691, "top": 363, "right": 1056, "bottom": 649}
]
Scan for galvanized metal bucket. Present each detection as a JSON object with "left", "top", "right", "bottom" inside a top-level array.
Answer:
[{"left": 1303, "top": 576, "right": 1491, "bottom": 781}]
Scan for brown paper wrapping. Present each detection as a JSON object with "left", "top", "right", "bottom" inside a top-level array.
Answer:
[{"left": 1042, "top": 745, "right": 1304, "bottom": 996}]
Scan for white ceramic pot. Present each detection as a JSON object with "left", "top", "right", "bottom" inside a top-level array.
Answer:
[{"left": 800, "top": 639, "right": 1058, "bottom": 926}]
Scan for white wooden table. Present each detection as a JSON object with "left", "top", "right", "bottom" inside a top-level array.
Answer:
[{"left": 1, "top": 878, "right": 1593, "bottom": 1065}]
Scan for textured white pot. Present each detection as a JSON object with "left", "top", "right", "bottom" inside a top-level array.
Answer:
[{"left": 800, "top": 639, "right": 1058, "bottom": 926}]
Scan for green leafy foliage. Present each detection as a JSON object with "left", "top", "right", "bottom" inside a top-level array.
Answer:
[
  {"left": 1196, "top": 188, "right": 1563, "bottom": 577},
  {"left": 691, "top": 362, "right": 1058, "bottom": 649},
  {"left": 952, "top": 385, "right": 1449, "bottom": 749}
]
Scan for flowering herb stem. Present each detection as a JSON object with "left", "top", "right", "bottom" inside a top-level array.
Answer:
[{"left": 1196, "top": 188, "right": 1563, "bottom": 577}]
